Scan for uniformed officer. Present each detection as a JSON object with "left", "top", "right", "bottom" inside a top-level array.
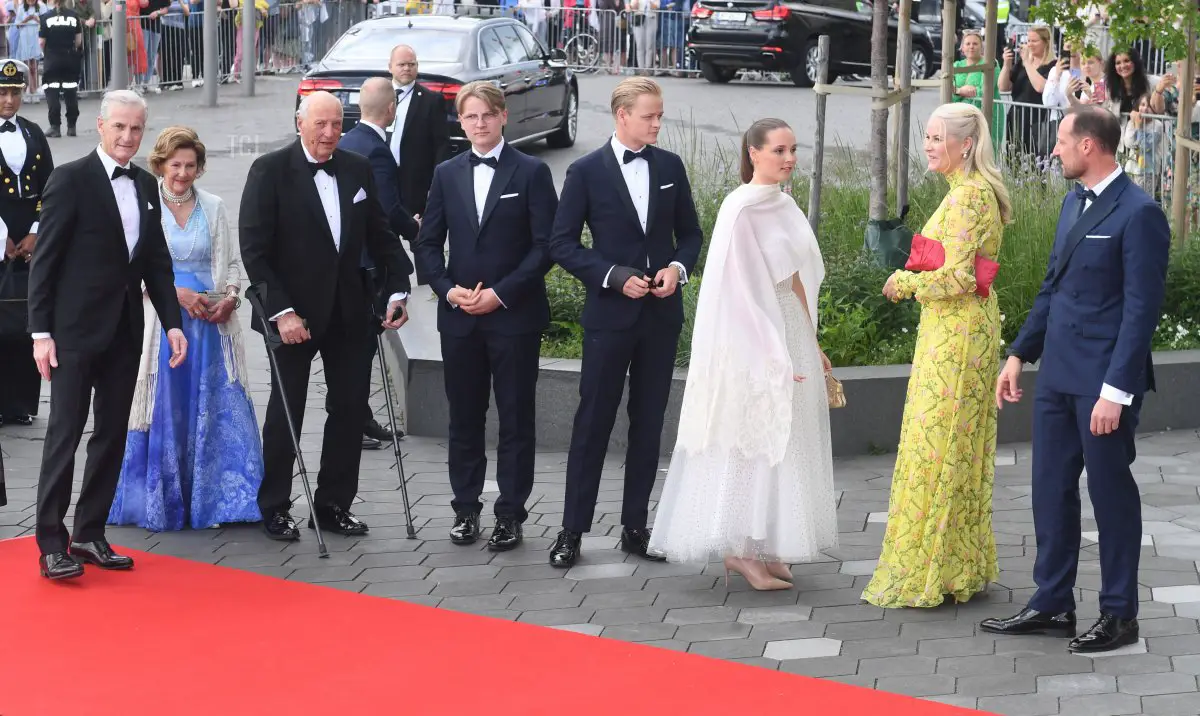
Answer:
[
  {"left": 0, "top": 59, "right": 53, "bottom": 427},
  {"left": 38, "top": 0, "right": 84, "bottom": 138}
]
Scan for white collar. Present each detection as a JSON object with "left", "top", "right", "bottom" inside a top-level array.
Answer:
[
  {"left": 96, "top": 144, "right": 132, "bottom": 177},
  {"left": 610, "top": 134, "right": 648, "bottom": 163},
  {"left": 0, "top": 115, "right": 17, "bottom": 128},
  {"left": 359, "top": 119, "right": 387, "bottom": 142},
  {"left": 392, "top": 81, "right": 416, "bottom": 94},
  {"left": 471, "top": 138, "right": 505, "bottom": 161},
  {"left": 1086, "top": 165, "right": 1124, "bottom": 196}
]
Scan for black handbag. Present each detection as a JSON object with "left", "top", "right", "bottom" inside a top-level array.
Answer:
[{"left": 0, "top": 260, "right": 30, "bottom": 339}]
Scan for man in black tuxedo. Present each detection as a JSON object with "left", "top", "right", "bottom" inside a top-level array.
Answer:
[
  {"left": 415, "top": 81, "right": 557, "bottom": 552},
  {"left": 546, "top": 77, "right": 703, "bottom": 568},
  {"left": 239, "top": 90, "right": 414, "bottom": 541},
  {"left": 28, "top": 90, "right": 187, "bottom": 580},
  {"left": 338, "top": 76, "right": 420, "bottom": 450},
  {"left": 386, "top": 44, "right": 449, "bottom": 215}
]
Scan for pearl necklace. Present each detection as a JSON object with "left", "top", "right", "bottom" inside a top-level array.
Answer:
[{"left": 161, "top": 184, "right": 195, "bottom": 205}]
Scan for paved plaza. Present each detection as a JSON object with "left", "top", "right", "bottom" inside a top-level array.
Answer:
[{"left": 3, "top": 79, "right": 1200, "bottom": 716}]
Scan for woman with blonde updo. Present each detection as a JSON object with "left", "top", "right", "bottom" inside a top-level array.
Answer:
[
  {"left": 109, "top": 126, "right": 263, "bottom": 532},
  {"left": 863, "top": 103, "right": 1010, "bottom": 608}
]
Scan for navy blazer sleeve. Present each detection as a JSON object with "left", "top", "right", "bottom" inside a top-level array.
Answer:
[
  {"left": 369, "top": 143, "right": 420, "bottom": 243},
  {"left": 1106, "top": 201, "right": 1170, "bottom": 393},
  {"left": 546, "top": 161, "right": 613, "bottom": 290},
  {"left": 359, "top": 159, "right": 414, "bottom": 296},
  {"left": 492, "top": 160, "right": 557, "bottom": 306},
  {"left": 668, "top": 156, "right": 703, "bottom": 275},
  {"left": 413, "top": 163, "right": 453, "bottom": 300},
  {"left": 1009, "top": 195, "right": 1069, "bottom": 364}
]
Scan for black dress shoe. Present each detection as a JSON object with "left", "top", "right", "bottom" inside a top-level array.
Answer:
[
  {"left": 362, "top": 435, "right": 382, "bottom": 450},
  {"left": 39, "top": 551, "right": 84, "bottom": 580},
  {"left": 309, "top": 505, "right": 369, "bottom": 536},
  {"left": 46, "top": 126, "right": 61, "bottom": 138},
  {"left": 488, "top": 517, "right": 522, "bottom": 552},
  {"left": 7, "top": 414, "right": 32, "bottom": 426},
  {"left": 365, "top": 418, "right": 402, "bottom": 442},
  {"left": 549, "top": 529, "right": 582, "bottom": 568},
  {"left": 980, "top": 607, "right": 1076, "bottom": 637},
  {"left": 66, "top": 126, "right": 76, "bottom": 137},
  {"left": 68, "top": 540, "right": 134, "bottom": 570},
  {"left": 263, "top": 511, "right": 300, "bottom": 541},
  {"left": 449, "top": 511, "right": 481, "bottom": 545},
  {"left": 1069, "top": 614, "right": 1139, "bottom": 653},
  {"left": 620, "top": 526, "right": 666, "bottom": 562}
]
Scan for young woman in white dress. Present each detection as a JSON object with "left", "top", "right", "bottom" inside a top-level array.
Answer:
[{"left": 648, "top": 118, "right": 839, "bottom": 590}]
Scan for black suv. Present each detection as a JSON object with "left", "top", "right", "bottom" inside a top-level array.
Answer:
[{"left": 687, "top": 0, "right": 938, "bottom": 87}]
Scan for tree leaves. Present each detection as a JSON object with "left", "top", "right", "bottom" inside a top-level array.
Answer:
[{"left": 1028, "top": 0, "right": 1199, "bottom": 62}]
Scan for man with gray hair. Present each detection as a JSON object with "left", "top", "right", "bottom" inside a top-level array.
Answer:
[{"left": 28, "top": 89, "right": 188, "bottom": 580}]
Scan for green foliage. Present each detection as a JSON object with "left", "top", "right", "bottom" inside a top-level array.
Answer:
[{"left": 1029, "top": 0, "right": 1200, "bottom": 61}]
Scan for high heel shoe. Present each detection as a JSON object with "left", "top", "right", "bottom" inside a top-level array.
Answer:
[
  {"left": 724, "top": 556, "right": 791, "bottom": 591},
  {"left": 763, "top": 561, "right": 793, "bottom": 581}
]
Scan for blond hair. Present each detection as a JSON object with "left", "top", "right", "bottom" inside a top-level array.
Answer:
[
  {"left": 149, "top": 126, "right": 207, "bottom": 176},
  {"left": 610, "top": 76, "right": 661, "bottom": 116},
  {"left": 929, "top": 102, "right": 1013, "bottom": 224},
  {"left": 1027, "top": 26, "right": 1052, "bottom": 59},
  {"left": 455, "top": 80, "right": 506, "bottom": 114}
]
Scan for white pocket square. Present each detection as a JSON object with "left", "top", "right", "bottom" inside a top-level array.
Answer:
[
  {"left": 659, "top": 183, "right": 674, "bottom": 190},
  {"left": 1085, "top": 234, "right": 1111, "bottom": 239},
  {"left": 147, "top": 201, "right": 153, "bottom": 210},
  {"left": 500, "top": 192, "right": 519, "bottom": 199},
  {"left": 353, "top": 188, "right": 367, "bottom": 203}
]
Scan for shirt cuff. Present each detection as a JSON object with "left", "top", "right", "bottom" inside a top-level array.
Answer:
[
  {"left": 1100, "top": 383, "right": 1135, "bottom": 406},
  {"left": 494, "top": 291, "right": 507, "bottom": 309},
  {"left": 389, "top": 292, "right": 408, "bottom": 304},
  {"left": 31, "top": 332, "right": 50, "bottom": 339},
  {"left": 269, "top": 308, "right": 294, "bottom": 321},
  {"left": 602, "top": 265, "right": 615, "bottom": 289},
  {"left": 28, "top": 221, "right": 37, "bottom": 235},
  {"left": 670, "top": 261, "right": 688, "bottom": 285}
]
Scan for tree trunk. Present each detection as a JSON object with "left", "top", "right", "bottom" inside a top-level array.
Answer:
[{"left": 869, "top": 0, "right": 889, "bottom": 221}]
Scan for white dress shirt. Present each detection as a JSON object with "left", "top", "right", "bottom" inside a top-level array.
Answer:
[
  {"left": 0, "top": 116, "right": 36, "bottom": 234},
  {"left": 601, "top": 135, "right": 688, "bottom": 289},
  {"left": 32, "top": 146, "right": 141, "bottom": 340},
  {"left": 388, "top": 81, "right": 416, "bottom": 165},
  {"left": 1080, "top": 165, "right": 1135, "bottom": 407}
]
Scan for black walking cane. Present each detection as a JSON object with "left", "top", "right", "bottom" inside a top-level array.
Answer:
[
  {"left": 367, "top": 268, "right": 417, "bottom": 539},
  {"left": 245, "top": 283, "right": 329, "bottom": 558}
]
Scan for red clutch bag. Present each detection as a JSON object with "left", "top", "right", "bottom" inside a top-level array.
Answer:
[{"left": 905, "top": 233, "right": 1000, "bottom": 298}]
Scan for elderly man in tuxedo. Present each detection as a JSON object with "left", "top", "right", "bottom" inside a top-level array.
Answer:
[
  {"left": 239, "top": 90, "right": 414, "bottom": 541},
  {"left": 546, "top": 77, "right": 703, "bottom": 568},
  {"left": 28, "top": 90, "right": 187, "bottom": 580},
  {"left": 415, "top": 81, "right": 557, "bottom": 552},
  {"left": 984, "top": 106, "right": 1170, "bottom": 653}
]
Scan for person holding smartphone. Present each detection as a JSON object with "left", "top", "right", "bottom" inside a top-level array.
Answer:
[{"left": 999, "top": 26, "right": 1056, "bottom": 160}]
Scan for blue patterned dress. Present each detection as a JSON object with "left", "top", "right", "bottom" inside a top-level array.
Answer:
[{"left": 109, "top": 202, "right": 263, "bottom": 531}]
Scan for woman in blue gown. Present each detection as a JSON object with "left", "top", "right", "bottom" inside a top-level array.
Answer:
[{"left": 109, "top": 126, "right": 263, "bottom": 531}]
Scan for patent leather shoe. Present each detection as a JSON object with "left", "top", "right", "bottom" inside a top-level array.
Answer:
[
  {"left": 980, "top": 607, "right": 1076, "bottom": 637},
  {"left": 549, "top": 529, "right": 582, "bottom": 568},
  {"left": 263, "top": 510, "right": 300, "bottom": 541},
  {"left": 68, "top": 540, "right": 134, "bottom": 570},
  {"left": 309, "top": 505, "right": 369, "bottom": 536},
  {"left": 488, "top": 517, "right": 522, "bottom": 552},
  {"left": 39, "top": 551, "right": 84, "bottom": 580},
  {"left": 450, "top": 511, "right": 481, "bottom": 545},
  {"left": 620, "top": 526, "right": 666, "bottom": 562},
  {"left": 361, "top": 435, "right": 382, "bottom": 450},
  {"left": 1069, "top": 613, "right": 1139, "bottom": 653}
]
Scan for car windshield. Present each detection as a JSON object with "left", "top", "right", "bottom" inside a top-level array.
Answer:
[{"left": 326, "top": 26, "right": 467, "bottom": 64}]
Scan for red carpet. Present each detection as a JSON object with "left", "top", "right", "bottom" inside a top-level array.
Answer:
[{"left": 0, "top": 537, "right": 989, "bottom": 715}]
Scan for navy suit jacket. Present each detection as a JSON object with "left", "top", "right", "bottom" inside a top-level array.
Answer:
[
  {"left": 1009, "top": 171, "right": 1170, "bottom": 398},
  {"left": 337, "top": 122, "right": 420, "bottom": 269},
  {"left": 546, "top": 142, "right": 703, "bottom": 331},
  {"left": 413, "top": 144, "right": 557, "bottom": 337}
]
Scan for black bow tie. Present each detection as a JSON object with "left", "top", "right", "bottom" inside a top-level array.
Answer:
[
  {"left": 111, "top": 164, "right": 136, "bottom": 180},
  {"left": 469, "top": 153, "right": 498, "bottom": 169},
  {"left": 1074, "top": 184, "right": 1097, "bottom": 204},
  {"left": 623, "top": 148, "right": 648, "bottom": 164},
  {"left": 308, "top": 157, "right": 336, "bottom": 176},
  {"left": 0, "top": 122, "right": 16, "bottom": 133}
]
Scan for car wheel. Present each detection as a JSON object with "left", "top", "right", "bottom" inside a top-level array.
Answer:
[
  {"left": 791, "top": 39, "right": 817, "bottom": 88},
  {"left": 546, "top": 86, "right": 578, "bottom": 149},
  {"left": 699, "top": 61, "right": 736, "bottom": 84},
  {"left": 910, "top": 46, "right": 933, "bottom": 80}
]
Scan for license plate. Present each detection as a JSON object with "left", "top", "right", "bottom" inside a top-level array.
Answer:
[
  {"left": 346, "top": 91, "right": 360, "bottom": 106},
  {"left": 713, "top": 10, "right": 747, "bottom": 22}
]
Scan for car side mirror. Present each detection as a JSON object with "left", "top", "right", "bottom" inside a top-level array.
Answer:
[{"left": 548, "top": 47, "right": 567, "bottom": 62}]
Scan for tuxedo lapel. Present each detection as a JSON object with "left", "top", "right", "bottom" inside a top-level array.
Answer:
[
  {"left": 478, "top": 148, "right": 518, "bottom": 233},
  {"left": 132, "top": 169, "right": 151, "bottom": 260},
  {"left": 289, "top": 142, "right": 336, "bottom": 248},
  {"left": 1055, "top": 174, "right": 1128, "bottom": 278},
  {"left": 87, "top": 152, "right": 127, "bottom": 254},
  {"left": 600, "top": 145, "right": 643, "bottom": 236},
  {"left": 454, "top": 154, "right": 480, "bottom": 237},
  {"left": 645, "top": 148, "right": 660, "bottom": 236}
]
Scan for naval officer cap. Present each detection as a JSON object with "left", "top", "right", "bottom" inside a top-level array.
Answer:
[{"left": 0, "top": 59, "right": 28, "bottom": 88}]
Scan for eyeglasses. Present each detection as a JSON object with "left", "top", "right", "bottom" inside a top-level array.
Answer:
[{"left": 460, "top": 111, "right": 501, "bottom": 124}]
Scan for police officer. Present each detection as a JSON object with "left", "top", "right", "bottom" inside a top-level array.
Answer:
[
  {"left": 0, "top": 59, "right": 52, "bottom": 426},
  {"left": 38, "top": 0, "right": 84, "bottom": 138}
]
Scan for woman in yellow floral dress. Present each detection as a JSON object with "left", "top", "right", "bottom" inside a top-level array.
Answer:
[{"left": 862, "top": 103, "right": 1011, "bottom": 608}]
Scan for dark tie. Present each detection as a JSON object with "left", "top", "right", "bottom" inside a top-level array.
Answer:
[
  {"left": 308, "top": 157, "right": 336, "bottom": 176},
  {"left": 0, "top": 122, "right": 16, "bottom": 133},
  {"left": 469, "top": 153, "right": 498, "bottom": 169},
  {"left": 1074, "top": 184, "right": 1097, "bottom": 218},
  {"left": 623, "top": 148, "right": 647, "bottom": 164},
  {"left": 111, "top": 165, "right": 135, "bottom": 180}
]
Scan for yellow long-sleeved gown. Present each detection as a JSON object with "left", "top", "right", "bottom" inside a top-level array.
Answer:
[{"left": 861, "top": 170, "right": 1003, "bottom": 608}]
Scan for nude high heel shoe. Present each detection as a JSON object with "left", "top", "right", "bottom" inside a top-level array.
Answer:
[
  {"left": 724, "top": 556, "right": 791, "bottom": 591},
  {"left": 763, "top": 561, "right": 794, "bottom": 581}
]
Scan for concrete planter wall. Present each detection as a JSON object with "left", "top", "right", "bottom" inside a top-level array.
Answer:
[{"left": 393, "top": 338, "right": 1200, "bottom": 458}]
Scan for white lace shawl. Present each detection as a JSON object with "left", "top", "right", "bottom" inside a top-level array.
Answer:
[{"left": 674, "top": 182, "right": 825, "bottom": 466}]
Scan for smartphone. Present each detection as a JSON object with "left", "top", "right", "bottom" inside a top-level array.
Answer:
[
  {"left": 391, "top": 305, "right": 405, "bottom": 322},
  {"left": 1069, "top": 67, "right": 1081, "bottom": 81}
]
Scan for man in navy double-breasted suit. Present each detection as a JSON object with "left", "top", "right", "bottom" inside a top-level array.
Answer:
[
  {"left": 982, "top": 106, "right": 1170, "bottom": 653},
  {"left": 414, "top": 81, "right": 557, "bottom": 553},
  {"left": 545, "top": 78, "right": 703, "bottom": 568}
]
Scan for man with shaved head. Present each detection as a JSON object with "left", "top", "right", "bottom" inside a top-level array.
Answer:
[
  {"left": 239, "top": 89, "right": 415, "bottom": 541},
  {"left": 386, "top": 43, "right": 449, "bottom": 216}
]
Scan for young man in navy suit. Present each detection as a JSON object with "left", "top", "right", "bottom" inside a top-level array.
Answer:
[
  {"left": 546, "top": 77, "right": 703, "bottom": 568},
  {"left": 983, "top": 106, "right": 1170, "bottom": 653},
  {"left": 414, "top": 81, "right": 557, "bottom": 552},
  {"left": 338, "top": 76, "right": 420, "bottom": 450}
]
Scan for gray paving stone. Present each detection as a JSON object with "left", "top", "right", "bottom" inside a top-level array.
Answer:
[
  {"left": 1118, "top": 672, "right": 1199, "bottom": 696},
  {"left": 688, "top": 639, "right": 767, "bottom": 659},
  {"left": 643, "top": 575, "right": 718, "bottom": 592},
  {"left": 918, "top": 636, "right": 998, "bottom": 658},
  {"left": 936, "top": 655, "right": 1016, "bottom": 676},
  {"left": 956, "top": 674, "right": 1038, "bottom": 697},
  {"left": 361, "top": 580, "right": 435, "bottom": 598},
  {"left": 839, "top": 637, "right": 921, "bottom": 658},
  {"left": 975, "top": 694, "right": 1061, "bottom": 716},
  {"left": 288, "top": 566, "right": 364, "bottom": 583},
  {"left": 1016, "top": 654, "right": 1098, "bottom": 676},
  {"left": 1036, "top": 673, "right": 1117, "bottom": 697},
  {"left": 1093, "top": 654, "right": 1174, "bottom": 675},
  {"left": 824, "top": 620, "right": 901, "bottom": 640},
  {"left": 579, "top": 591, "right": 658, "bottom": 609},
  {"left": 429, "top": 579, "right": 509, "bottom": 597},
  {"left": 923, "top": 696, "right": 981, "bottom": 710},
  {"left": 517, "top": 608, "right": 597, "bottom": 627},
  {"left": 589, "top": 607, "right": 669, "bottom": 627},
  {"left": 355, "top": 566, "right": 430, "bottom": 582},
  {"left": 439, "top": 595, "right": 518, "bottom": 613},
  {"left": 500, "top": 578, "right": 577, "bottom": 595},
  {"left": 762, "top": 638, "right": 843, "bottom": 661},
  {"left": 1149, "top": 634, "right": 1200, "bottom": 657},
  {"left": 776, "top": 656, "right": 860, "bottom": 677},
  {"left": 874, "top": 675, "right": 957, "bottom": 697},
  {"left": 426, "top": 565, "right": 502, "bottom": 582},
  {"left": 1057, "top": 693, "right": 1144, "bottom": 716},
  {"left": 856, "top": 655, "right": 937, "bottom": 677},
  {"left": 736, "top": 605, "right": 812, "bottom": 624},
  {"left": 651, "top": 590, "right": 730, "bottom": 609},
  {"left": 747, "top": 621, "right": 827, "bottom": 641},
  {"left": 600, "top": 623, "right": 679, "bottom": 643},
  {"left": 674, "top": 622, "right": 753, "bottom": 642},
  {"left": 664, "top": 606, "right": 740, "bottom": 625},
  {"left": 808, "top": 604, "right": 885, "bottom": 623},
  {"left": 510, "top": 592, "right": 586, "bottom": 612},
  {"left": 570, "top": 576, "right": 648, "bottom": 594},
  {"left": 1141, "top": 692, "right": 1200, "bottom": 716}
]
